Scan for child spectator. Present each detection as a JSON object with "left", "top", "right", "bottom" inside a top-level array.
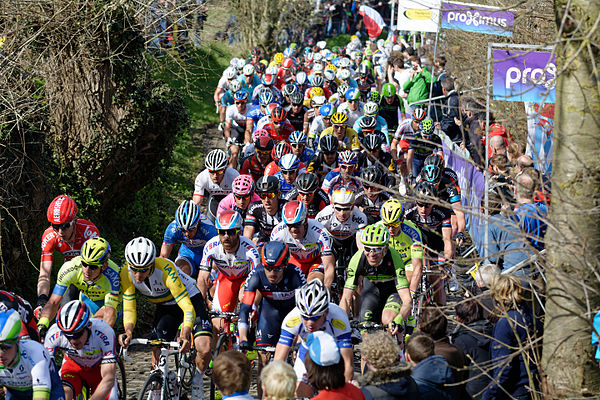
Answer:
[
  {"left": 261, "top": 361, "right": 296, "bottom": 400},
  {"left": 213, "top": 350, "right": 256, "bottom": 399}
]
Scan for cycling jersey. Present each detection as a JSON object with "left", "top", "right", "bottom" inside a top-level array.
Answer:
[
  {"left": 353, "top": 116, "right": 390, "bottom": 148},
  {"left": 238, "top": 74, "right": 261, "bottom": 95},
  {"left": 245, "top": 105, "right": 265, "bottom": 130},
  {"left": 0, "top": 340, "right": 63, "bottom": 400},
  {"left": 0, "top": 291, "right": 38, "bottom": 341},
  {"left": 200, "top": 236, "right": 259, "bottom": 280},
  {"left": 274, "top": 170, "right": 304, "bottom": 197},
  {"left": 40, "top": 219, "right": 99, "bottom": 262},
  {"left": 220, "top": 89, "right": 235, "bottom": 107},
  {"left": 226, "top": 104, "right": 249, "bottom": 127},
  {"left": 415, "top": 170, "right": 461, "bottom": 205},
  {"left": 217, "top": 192, "right": 261, "bottom": 220},
  {"left": 405, "top": 204, "right": 452, "bottom": 254},
  {"left": 357, "top": 76, "right": 376, "bottom": 100},
  {"left": 409, "top": 133, "right": 442, "bottom": 159},
  {"left": 45, "top": 319, "right": 116, "bottom": 369},
  {"left": 315, "top": 205, "right": 367, "bottom": 242},
  {"left": 336, "top": 101, "right": 364, "bottom": 127},
  {"left": 121, "top": 258, "right": 199, "bottom": 330},
  {"left": 345, "top": 247, "right": 408, "bottom": 291},
  {"left": 357, "top": 150, "right": 396, "bottom": 173},
  {"left": 256, "top": 115, "right": 270, "bottom": 130},
  {"left": 251, "top": 85, "right": 283, "bottom": 105},
  {"left": 285, "top": 106, "right": 307, "bottom": 132},
  {"left": 321, "top": 169, "right": 363, "bottom": 195},
  {"left": 284, "top": 188, "right": 330, "bottom": 219},
  {"left": 375, "top": 220, "right": 424, "bottom": 266},
  {"left": 162, "top": 216, "right": 217, "bottom": 275},
  {"left": 318, "top": 127, "right": 360, "bottom": 151},
  {"left": 270, "top": 220, "right": 333, "bottom": 269},
  {"left": 379, "top": 96, "right": 405, "bottom": 132},
  {"left": 295, "top": 148, "right": 315, "bottom": 165},
  {"left": 309, "top": 116, "right": 329, "bottom": 139},
  {"left": 305, "top": 153, "right": 338, "bottom": 183},
  {"left": 263, "top": 121, "right": 295, "bottom": 142},
  {"left": 355, "top": 192, "right": 392, "bottom": 225},
  {"left": 193, "top": 168, "right": 239, "bottom": 198},
  {"left": 244, "top": 200, "right": 286, "bottom": 242},
  {"left": 393, "top": 118, "right": 418, "bottom": 141}
]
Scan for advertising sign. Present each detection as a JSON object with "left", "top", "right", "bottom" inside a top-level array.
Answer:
[
  {"left": 525, "top": 102, "right": 554, "bottom": 175},
  {"left": 441, "top": 1, "right": 514, "bottom": 36},
  {"left": 396, "top": 0, "right": 441, "bottom": 33}
]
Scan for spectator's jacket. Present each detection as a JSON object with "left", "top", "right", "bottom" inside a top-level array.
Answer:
[
  {"left": 411, "top": 355, "right": 454, "bottom": 400},
  {"left": 441, "top": 90, "right": 461, "bottom": 143},
  {"left": 358, "top": 363, "right": 418, "bottom": 400},
  {"left": 403, "top": 67, "right": 435, "bottom": 106},
  {"left": 512, "top": 202, "right": 548, "bottom": 251}
]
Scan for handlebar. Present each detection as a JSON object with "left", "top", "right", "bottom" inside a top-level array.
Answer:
[
  {"left": 350, "top": 320, "right": 391, "bottom": 330},
  {"left": 209, "top": 311, "right": 239, "bottom": 320},
  {"left": 120, "top": 338, "right": 182, "bottom": 363}
]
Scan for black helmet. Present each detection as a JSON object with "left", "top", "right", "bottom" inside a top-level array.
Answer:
[
  {"left": 359, "top": 116, "right": 377, "bottom": 130},
  {"left": 282, "top": 84, "right": 298, "bottom": 97},
  {"left": 361, "top": 166, "right": 383, "bottom": 185},
  {"left": 260, "top": 241, "right": 290, "bottom": 269},
  {"left": 256, "top": 175, "right": 281, "bottom": 194},
  {"left": 421, "top": 164, "right": 442, "bottom": 185},
  {"left": 296, "top": 172, "right": 320, "bottom": 193},
  {"left": 363, "top": 134, "right": 382, "bottom": 151},
  {"left": 414, "top": 181, "right": 438, "bottom": 199},
  {"left": 320, "top": 135, "right": 339, "bottom": 152},
  {"left": 289, "top": 91, "right": 304, "bottom": 105},
  {"left": 424, "top": 153, "right": 444, "bottom": 169}
]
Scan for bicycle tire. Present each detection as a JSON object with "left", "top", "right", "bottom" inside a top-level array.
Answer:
[
  {"left": 116, "top": 357, "right": 127, "bottom": 400},
  {"left": 209, "top": 333, "right": 231, "bottom": 400},
  {"left": 138, "top": 371, "right": 168, "bottom": 400},
  {"left": 177, "top": 348, "right": 197, "bottom": 390}
]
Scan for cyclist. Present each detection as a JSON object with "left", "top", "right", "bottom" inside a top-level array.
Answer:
[
  {"left": 224, "top": 90, "right": 251, "bottom": 168},
  {"left": 38, "top": 195, "right": 100, "bottom": 315},
  {"left": 270, "top": 201, "right": 335, "bottom": 287},
  {"left": 251, "top": 74, "right": 283, "bottom": 106},
  {"left": 37, "top": 237, "right": 120, "bottom": 336},
  {"left": 321, "top": 150, "right": 363, "bottom": 196},
  {"left": 318, "top": 112, "right": 360, "bottom": 152},
  {"left": 378, "top": 82, "right": 406, "bottom": 134},
  {"left": 0, "top": 291, "right": 39, "bottom": 342},
  {"left": 119, "top": 237, "right": 213, "bottom": 400},
  {"left": 353, "top": 102, "right": 389, "bottom": 148},
  {"left": 378, "top": 199, "right": 424, "bottom": 294},
  {"left": 265, "top": 141, "right": 294, "bottom": 176},
  {"left": 263, "top": 105, "right": 295, "bottom": 143},
  {"left": 341, "top": 224, "right": 412, "bottom": 327},
  {"left": 305, "top": 135, "right": 339, "bottom": 183},
  {"left": 355, "top": 167, "right": 392, "bottom": 225},
  {"left": 356, "top": 64, "right": 375, "bottom": 101},
  {"left": 238, "top": 242, "right": 306, "bottom": 394},
  {"left": 406, "top": 118, "right": 443, "bottom": 178},
  {"left": 289, "top": 130, "right": 315, "bottom": 165},
  {"left": 240, "top": 129, "right": 273, "bottom": 177},
  {"left": 238, "top": 64, "right": 261, "bottom": 95},
  {"left": 160, "top": 200, "right": 217, "bottom": 278},
  {"left": 274, "top": 280, "right": 353, "bottom": 397},
  {"left": 308, "top": 104, "right": 333, "bottom": 145},
  {"left": 302, "top": 95, "right": 326, "bottom": 135},
  {"left": 336, "top": 88, "right": 364, "bottom": 127},
  {"left": 274, "top": 153, "right": 304, "bottom": 198},
  {"left": 284, "top": 91, "right": 308, "bottom": 134},
  {"left": 392, "top": 108, "right": 426, "bottom": 173},
  {"left": 45, "top": 301, "right": 118, "bottom": 400},
  {"left": 358, "top": 133, "right": 396, "bottom": 176},
  {"left": 217, "top": 174, "right": 260, "bottom": 219},
  {"left": 0, "top": 310, "right": 65, "bottom": 400},
  {"left": 246, "top": 91, "right": 274, "bottom": 135},
  {"left": 284, "top": 172, "right": 330, "bottom": 219},
  {"left": 244, "top": 175, "right": 286, "bottom": 245},
  {"left": 216, "top": 71, "right": 241, "bottom": 131}
]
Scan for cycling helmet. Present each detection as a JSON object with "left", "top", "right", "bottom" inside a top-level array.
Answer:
[
  {"left": 266, "top": 103, "right": 278, "bottom": 116},
  {"left": 289, "top": 91, "right": 304, "bottom": 105},
  {"left": 337, "top": 83, "right": 350, "bottom": 97},
  {"left": 271, "top": 106, "right": 287, "bottom": 123},
  {"left": 364, "top": 101, "right": 379, "bottom": 116},
  {"left": 319, "top": 104, "right": 334, "bottom": 118},
  {"left": 251, "top": 47, "right": 262, "bottom": 56},
  {"left": 295, "top": 172, "right": 320, "bottom": 193},
  {"left": 274, "top": 53, "right": 284, "bottom": 64},
  {"left": 272, "top": 141, "right": 292, "bottom": 161},
  {"left": 232, "top": 174, "right": 255, "bottom": 196},
  {"left": 320, "top": 135, "right": 339, "bottom": 152},
  {"left": 261, "top": 241, "right": 290, "bottom": 269},
  {"left": 47, "top": 195, "right": 78, "bottom": 224},
  {"left": 175, "top": 200, "right": 201, "bottom": 231},
  {"left": 360, "top": 224, "right": 390, "bottom": 246},
  {"left": 311, "top": 75, "right": 324, "bottom": 88},
  {"left": 233, "top": 90, "right": 249, "bottom": 103},
  {"left": 414, "top": 181, "right": 438, "bottom": 199},
  {"left": 279, "top": 153, "right": 300, "bottom": 170},
  {"left": 80, "top": 237, "right": 111, "bottom": 266},
  {"left": 338, "top": 150, "right": 358, "bottom": 165},
  {"left": 216, "top": 210, "right": 243, "bottom": 230},
  {"left": 363, "top": 133, "right": 382, "bottom": 151},
  {"left": 296, "top": 71, "right": 308, "bottom": 86},
  {"left": 282, "top": 200, "right": 307, "bottom": 224},
  {"left": 359, "top": 116, "right": 377, "bottom": 131},
  {"left": 422, "top": 164, "right": 443, "bottom": 185},
  {"left": 236, "top": 58, "right": 246, "bottom": 70},
  {"left": 332, "top": 188, "right": 355, "bottom": 205},
  {"left": 256, "top": 175, "right": 281, "bottom": 194},
  {"left": 289, "top": 131, "right": 307, "bottom": 145},
  {"left": 242, "top": 64, "right": 254, "bottom": 76},
  {"left": 282, "top": 58, "right": 293, "bottom": 69},
  {"left": 311, "top": 95, "right": 326, "bottom": 107},
  {"left": 313, "top": 63, "right": 324, "bottom": 74},
  {"left": 380, "top": 199, "right": 404, "bottom": 226},
  {"left": 424, "top": 153, "right": 445, "bottom": 169},
  {"left": 57, "top": 300, "right": 90, "bottom": 334},
  {"left": 339, "top": 57, "right": 351, "bottom": 68},
  {"left": 313, "top": 53, "right": 323, "bottom": 63},
  {"left": 255, "top": 135, "right": 274, "bottom": 151},
  {"left": 224, "top": 67, "right": 237, "bottom": 80},
  {"left": 345, "top": 87, "right": 360, "bottom": 101},
  {"left": 295, "top": 280, "right": 330, "bottom": 318},
  {"left": 229, "top": 79, "right": 242, "bottom": 93},
  {"left": 323, "top": 68, "right": 336, "bottom": 82},
  {"left": 351, "top": 50, "right": 361, "bottom": 60},
  {"left": 309, "top": 87, "right": 324, "bottom": 98},
  {"left": 0, "top": 310, "right": 22, "bottom": 342},
  {"left": 261, "top": 74, "right": 275, "bottom": 86},
  {"left": 412, "top": 108, "right": 426, "bottom": 122},
  {"left": 259, "top": 90, "right": 275, "bottom": 107},
  {"left": 381, "top": 83, "right": 396, "bottom": 98},
  {"left": 420, "top": 118, "right": 434, "bottom": 135},
  {"left": 330, "top": 112, "right": 348, "bottom": 125},
  {"left": 361, "top": 166, "right": 383, "bottom": 184},
  {"left": 338, "top": 69, "right": 351, "bottom": 80},
  {"left": 369, "top": 91, "right": 381, "bottom": 104},
  {"left": 205, "top": 149, "right": 228, "bottom": 171},
  {"left": 125, "top": 237, "right": 156, "bottom": 268},
  {"left": 282, "top": 83, "right": 298, "bottom": 97},
  {"left": 256, "top": 63, "right": 267, "bottom": 74}
]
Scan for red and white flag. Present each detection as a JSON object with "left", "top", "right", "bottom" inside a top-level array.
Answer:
[{"left": 359, "top": 5, "right": 386, "bottom": 39}]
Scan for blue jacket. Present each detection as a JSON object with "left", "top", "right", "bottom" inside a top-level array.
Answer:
[
  {"left": 411, "top": 355, "right": 454, "bottom": 400},
  {"left": 485, "top": 213, "right": 530, "bottom": 271}
]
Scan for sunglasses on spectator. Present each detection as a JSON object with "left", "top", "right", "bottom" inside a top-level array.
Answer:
[
  {"left": 64, "top": 329, "right": 86, "bottom": 340},
  {"left": 0, "top": 341, "right": 16, "bottom": 351},
  {"left": 209, "top": 169, "right": 225, "bottom": 175},
  {"left": 218, "top": 228, "right": 239, "bottom": 236},
  {"left": 281, "top": 169, "right": 298, "bottom": 175},
  {"left": 334, "top": 206, "right": 352, "bottom": 212},
  {"left": 264, "top": 265, "right": 284, "bottom": 272},
  {"left": 364, "top": 246, "right": 385, "bottom": 254},
  {"left": 301, "top": 315, "right": 322, "bottom": 321},
  {"left": 81, "top": 261, "right": 101, "bottom": 270},
  {"left": 259, "top": 192, "right": 277, "bottom": 200},
  {"left": 52, "top": 220, "right": 74, "bottom": 231},
  {"left": 234, "top": 193, "right": 252, "bottom": 200}
]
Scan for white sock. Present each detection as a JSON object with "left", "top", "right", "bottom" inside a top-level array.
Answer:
[{"left": 192, "top": 368, "right": 204, "bottom": 385}]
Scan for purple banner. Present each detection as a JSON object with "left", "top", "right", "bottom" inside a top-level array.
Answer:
[
  {"left": 442, "top": 1, "right": 514, "bottom": 37},
  {"left": 493, "top": 49, "right": 556, "bottom": 103}
]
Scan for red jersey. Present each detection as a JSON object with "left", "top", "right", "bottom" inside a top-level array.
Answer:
[
  {"left": 312, "top": 383, "right": 366, "bottom": 400},
  {"left": 265, "top": 160, "right": 307, "bottom": 176},
  {"left": 40, "top": 219, "right": 99, "bottom": 262},
  {"left": 240, "top": 154, "right": 269, "bottom": 182},
  {"left": 263, "top": 121, "right": 295, "bottom": 142}
]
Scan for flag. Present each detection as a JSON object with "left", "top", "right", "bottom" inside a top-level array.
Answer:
[
  {"left": 359, "top": 5, "right": 386, "bottom": 39},
  {"left": 525, "top": 102, "right": 554, "bottom": 175}
]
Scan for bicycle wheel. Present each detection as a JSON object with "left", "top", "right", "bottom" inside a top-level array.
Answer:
[
  {"left": 177, "top": 348, "right": 197, "bottom": 390},
  {"left": 116, "top": 357, "right": 127, "bottom": 400},
  {"left": 138, "top": 371, "right": 168, "bottom": 400},
  {"left": 209, "top": 333, "right": 231, "bottom": 400}
]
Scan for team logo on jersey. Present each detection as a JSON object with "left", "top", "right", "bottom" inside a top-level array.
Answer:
[
  {"left": 286, "top": 316, "right": 301, "bottom": 327},
  {"left": 331, "top": 318, "right": 346, "bottom": 330}
]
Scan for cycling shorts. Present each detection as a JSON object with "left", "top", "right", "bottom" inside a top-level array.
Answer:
[
  {"left": 256, "top": 301, "right": 294, "bottom": 347},
  {"left": 175, "top": 246, "right": 203, "bottom": 278},
  {"left": 61, "top": 357, "right": 118, "bottom": 400},
  {"left": 360, "top": 278, "right": 403, "bottom": 323},
  {"left": 229, "top": 126, "right": 245, "bottom": 146},
  {"left": 211, "top": 274, "right": 246, "bottom": 313},
  {"left": 289, "top": 256, "right": 324, "bottom": 277},
  {"left": 151, "top": 294, "right": 213, "bottom": 340}
]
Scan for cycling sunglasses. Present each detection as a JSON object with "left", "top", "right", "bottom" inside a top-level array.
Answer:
[
  {"left": 52, "top": 221, "right": 74, "bottom": 231},
  {"left": 290, "top": 143, "right": 304, "bottom": 148},
  {"left": 128, "top": 263, "right": 152, "bottom": 273},
  {"left": 286, "top": 222, "right": 303, "bottom": 229},
  {"left": 0, "top": 341, "right": 16, "bottom": 351},
  {"left": 64, "top": 329, "right": 86, "bottom": 340},
  {"left": 364, "top": 246, "right": 385, "bottom": 254},
  {"left": 364, "top": 185, "right": 379, "bottom": 190},
  {"left": 257, "top": 149, "right": 271, "bottom": 155},
  {"left": 264, "top": 265, "right": 284, "bottom": 272},
  {"left": 340, "top": 164, "right": 355, "bottom": 170},
  {"left": 81, "top": 261, "right": 101, "bottom": 270},
  {"left": 348, "top": 99, "right": 358, "bottom": 103},
  {"left": 218, "top": 228, "right": 240, "bottom": 236},
  {"left": 234, "top": 193, "right": 252, "bottom": 200},
  {"left": 384, "top": 221, "right": 402, "bottom": 229},
  {"left": 323, "top": 151, "right": 336, "bottom": 156},
  {"left": 334, "top": 206, "right": 352, "bottom": 212},
  {"left": 416, "top": 202, "right": 432, "bottom": 208},
  {"left": 301, "top": 315, "right": 322, "bottom": 322},
  {"left": 281, "top": 169, "right": 298, "bottom": 176},
  {"left": 235, "top": 101, "right": 247, "bottom": 105},
  {"left": 298, "top": 190, "right": 315, "bottom": 196},
  {"left": 259, "top": 192, "right": 277, "bottom": 200},
  {"left": 208, "top": 169, "right": 225, "bottom": 175}
]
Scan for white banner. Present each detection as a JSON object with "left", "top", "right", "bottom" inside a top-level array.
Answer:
[{"left": 396, "top": 0, "right": 441, "bottom": 33}]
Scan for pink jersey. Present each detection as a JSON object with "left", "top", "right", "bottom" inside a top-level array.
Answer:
[
  {"left": 40, "top": 219, "right": 99, "bottom": 262},
  {"left": 217, "top": 193, "right": 261, "bottom": 217}
]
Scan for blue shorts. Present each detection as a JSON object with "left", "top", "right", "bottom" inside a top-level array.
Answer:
[
  {"left": 175, "top": 245, "right": 203, "bottom": 277},
  {"left": 256, "top": 301, "right": 295, "bottom": 347}
]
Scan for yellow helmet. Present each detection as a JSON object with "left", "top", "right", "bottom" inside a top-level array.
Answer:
[
  {"left": 273, "top": 52, "right": 284, "bottom": 64},
  {"left": 81, "top": 237, "right": 111, "bottom": 266},
  {"left": 309, "top": 87, "right": 324, "bottom": 98},
  {"left": 350, "top": 35, "right": 359, "bottom": 42},
  {"left": 330, "top": 112, "right": 348, "bottom": 125},
  {"left": 380, "top": 199, "right": 404, "bottom": 226},
  {"left": 325, "top": 64, "right": 337, "bottom": 72}
]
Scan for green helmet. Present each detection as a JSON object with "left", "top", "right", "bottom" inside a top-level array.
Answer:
[
  {"left": 360, "top": 224, "right": 390, "bottom": 246},
  {"left": 381, "top": 83, "right": 396, "bottom": 98},
  {"left": 0, "top": 310, "right": 22, "bottom": 342},
  {"left": 369, "top": 90, "right": 381, "bottom": 103},
  {"left": 420, "top": 118, "right": 434, "bottom": 135}
]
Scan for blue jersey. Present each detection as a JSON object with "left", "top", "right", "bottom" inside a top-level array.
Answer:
[
  {"left": 274, "top": 171, "right": 296, "bottom": 197},
  {"left": 353, "top": 115, "right": 390, "bottom": 150},
  {"left": 297, "top": 148, "right": 315, "bottom": 165},
  {"left": 162, "top": 216, "right": 217, "bottom": 255},
  {"left": 238, "top": 74, "right": 261, "bottom": 96},
  {"left": 246, "top": 105, "right": 264, "bottom": 130}
]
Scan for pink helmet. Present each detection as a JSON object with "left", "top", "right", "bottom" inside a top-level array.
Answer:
[
  {"left": 232, "top": 174, "right": 255, "bottom": 196},
  {"left": 252, "top": 128, "right": 269, "bottom": 142}
]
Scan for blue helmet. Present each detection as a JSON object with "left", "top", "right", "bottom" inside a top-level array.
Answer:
[
  {"left": 345, "top": 88, "right": 360, "bottom": 101},
  {"left": 175, "top": 200, "right": 201, "bottom": 231},
  {"left": 279, "top": 153, "right": 301, "bottom": 170},
  {"left": 289, "top": 131, "right": 307, "bottom": 145},
  {"left": 319, "top": 103, "right": 334, "bottom": 118}
]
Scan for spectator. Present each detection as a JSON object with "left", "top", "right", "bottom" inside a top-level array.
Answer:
[
  {"left": 438, "top": 78, "right": 461, "bottom": 143},
  {"left": 432, "top": 56, "right": 448, "bottom": 97},
  {"left": 507, "top": 142, "right": 525, "bottom": 166},
  {"left": 401, "top": 56, "right": 434, "bottom": 113},
  {"left": 489, "top": 135, "right": 507, "bottom": 156},
  {"left": 458, "top": 98, "right": 485, "bottom": 167},
  {"left": 512, "top": 171, "right": 548, "bottom": 251},
  {"left": 305, "top": 331, "right": 365, "bottom": 400},
  {"left": 357, "top": 331, "right": 418, "bottom": 399},
  {"left": 405, "top": 332, "right": 454, "bottom": 400},
  {"left": 490, "top": 154, "right": 514, "bottom": 202},
  {"left": 213, "top": 350, "right": 256, "bottom": 399},
  {"left": 450, "top": 298, "right": 494, "bottom": 399},
  {"left": 471, "top": 262, "right": 500, "bottom": 318},
  {"left": 261, "top": 361, "right": 296, "bottom": 400},
  {"left": 483, "top": 275, "right": 541, "bottom": 400}
]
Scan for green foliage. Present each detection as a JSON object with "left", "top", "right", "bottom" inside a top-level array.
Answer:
[{"left": 326, "top": 34, "right": 352, "bottom": 49}]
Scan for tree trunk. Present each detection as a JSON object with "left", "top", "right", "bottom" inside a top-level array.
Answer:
[{"left": 541, "top": 0, "right": 600, "bottom": 397}]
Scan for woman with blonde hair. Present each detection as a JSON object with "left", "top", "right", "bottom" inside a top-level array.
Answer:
[{"left": 261, "top": 361, "right": 296, "bottom": 400}]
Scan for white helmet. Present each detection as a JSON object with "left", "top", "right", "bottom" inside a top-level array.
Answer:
[
  {"left": 229, "top": 57, "right": 239, "bottom": 67},
  {"left": 125, "top": 237, "right": 156, "bottom": 268},
  {"left": 351, "top": 51, "right": 361, "bottom": 61},
  {"left": 313, "top": 52, "right": 323, "bottom": 62},
  {"left": 312, "top": 95, "right": 326, "bottom": 107},
  {"left": 338, "top": 69, "right": 351, "bottom": 80},
  {"left": 205, "top": 149, "right": 228, "bottom": 171},
  {"left": 279, "top": 153, "right": 300, "bottom": 170},
  {"left": 242, "top": 64, "right": 254, "bottom": 76},
  {"left": 339, "top": 57, "right": 351, "bottom": 69},
  {"left": 317, "top": 40, "right": 327, "bottom": 50},
  {"left": 364, "top": 101, "right": 379, "bottom": 116},
  {"left": 229, "top": 79, "right": 242, "bottom": 93},
  {"left": 331, "top": 187, "right": 356, "bottom": 205},
  {"left": 323, "top": 68, "right": 336, "bottom": 82},
  {"left": 267, "top": 66, "right": 279, "bottom": 75},
  {"left": 224, "top": 67, "right": 237, "bottom": 80},
  {"left": 313, "top": 63, "right": 324, "bottom": 74},
  {"left": 236, "top": 58, "right": 246, "bottom": 70},
  {"left": 296, "top": 280, "right": 330, "bottom": 317}
]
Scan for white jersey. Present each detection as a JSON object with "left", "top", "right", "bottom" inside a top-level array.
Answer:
[
  {"left": 309, "top": 116, "right": 328, "bottom": 138},
  {"left": 45, "top": 319, "right": 116, "bottom": 368},
  {"left": 194, "top": 168, "right": 239, "bottom": 197},
  {"left": 315, "top": 205, "right": 367, "bottom": 242},
  {"left": 394, "top": 118, "right": 417, "bottom": 141},
  {"left": 217, "top": 75, "right": 231, "bottom": 90},
  {"left": 270, "top": 220, "right": 333, "bottom": 263},
  {"left": 0, "top": 339, "right": 55, "bottom": 394},
  {"left": 256, "top": 115, "right": 270, "bottom": 130},
  {"left": 225, "top": 104, "right": 249, "bottom": 126},
  {"left": 337, "top": 101, "right": 365, "bottom": 127},
  {"left": 200, "top": 236, "right": 260, "bottom": 279}
]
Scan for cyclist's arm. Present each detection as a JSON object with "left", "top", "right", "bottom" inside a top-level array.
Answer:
[
  {"left": 31, "top": 353, "right": 53, "bottom": 400},
  {"left": 37, "top": 260, "right": 54, "bottom": 299},
  {"left": 274, "top": 342, "right": 291, "bottom": 362},
  {"left": 163, "top": 266, "right": 196, "bottom": 330},
  {"left": 397, "top": 287, "right": 412, "bottom": 320},
  {"left": 242, "top": 225, "right": 256, "bottom": 241},
  {"left": 101, "top": 306, "right": 116, "bottom": 328},
  {"left": 451, "top": 202, "right": 466, "bottom": 236},
  {"left": 90, "top": 362, "right": 116, "bottom": 400},
  {"left": 120, "top": 267, "right": 136, "bottom": 347},
  {"left": 322, "top": 255, "right": 335, "bottom": 288},
  {"left": 341, "top": 347, "right": 354, "bottom": 382},
  {"left": 442, "top": 226, "right": 454, "bottom": 260},
  {"left": 410, "top": 256, "right": 423, "bottom": 293},
  {"left": 244, "top": 118, "right": 253, "bottom": 144},
  {"left": 38, "top": 293, "right": 62, "bottom": 329},
  {"left": 238, "top": 273, "right": 258, "bottom": 343},
  {"left": 224, "top": 118, "right": 232, "bottom": 140},
  {"left": 406, "top": 148, "right": 414, "bottom": 172}
]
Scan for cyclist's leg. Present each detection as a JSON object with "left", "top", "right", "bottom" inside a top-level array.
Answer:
[
  {"left": 421, "top": 230, "right": 447, "bottom": 305},
  {"left": 60, "top": 357, "right": 85, "bottom": 400},
  {"left": 359, "top": 279, "right": 383, "bottom": 323},
  {"left": 190, "top": 294, "right": 213, "bottom": 399},
  {"left": 255, "top": 302, "right": 289, "bottom": 397},
  {"left": 151, "top": 303, "right": 183, "bottom": 367},
  {"left": 211, "top": 274, "right": 245, "bottom": 332}
]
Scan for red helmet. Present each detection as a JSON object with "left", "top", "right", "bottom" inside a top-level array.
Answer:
[
  {"left": 255, "top": 135, "right": 274, "bottom": 151},
  {"left": 47, "top": 195, "right": 78, "bottom": 224},
  {"left": 271, "top": 106, "right": 287, "bottom": 123},
  {"left": 282, "top": 58, "right": 293, "bottom": 70},
  {"left": 271, "top": 141, "right": 292, "bottom": 161}
]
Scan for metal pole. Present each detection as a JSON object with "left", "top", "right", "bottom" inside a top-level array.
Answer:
[
  {"left": 390, "top": 0, "right": 395, "bottom": 31},
  {"left": 426, "top": 12, "right": 441, "bottom": 117},
  {"left": 484, "top": 43, "right": 492, "bottom": 259}
]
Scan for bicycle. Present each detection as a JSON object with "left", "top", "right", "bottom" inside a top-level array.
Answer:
[
  {"left": 208, "top": 311, "right": 239, "bottom": 400},
  {"left": 123, "top": 338, "right": 196, "bottom": 400},
  {"left": 410, "top": 268, "right": 445, "bottom": 331}
]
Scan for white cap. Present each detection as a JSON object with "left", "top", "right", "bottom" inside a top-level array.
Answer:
[{"left": 307, "top": 331, "right": 341, "bottom": 366}]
